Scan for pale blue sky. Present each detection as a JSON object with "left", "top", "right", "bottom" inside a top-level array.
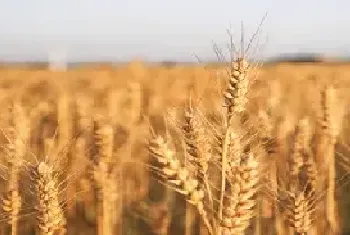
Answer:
[{"left": 0, "top": 0, "right": 349, "bottom": 62}]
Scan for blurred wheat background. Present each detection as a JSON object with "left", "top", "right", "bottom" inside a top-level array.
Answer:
[{"left": 0, "top": 58, "right": 348, "bottom": 235}]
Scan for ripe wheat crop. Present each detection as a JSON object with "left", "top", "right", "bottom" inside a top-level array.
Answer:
[{"left": 0, "top": 49, "right": 348, "bottom": 235}]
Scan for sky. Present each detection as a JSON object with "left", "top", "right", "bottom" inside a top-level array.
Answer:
[{"left": 0, "top": 0, "right": 349, "bottom": 62}]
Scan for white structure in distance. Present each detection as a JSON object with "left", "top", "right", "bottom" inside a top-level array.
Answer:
[{"left": 48, "top": 48, "right": 68, "bottom": 71}]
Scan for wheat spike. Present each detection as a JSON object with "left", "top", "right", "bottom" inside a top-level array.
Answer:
[
  {"left": 218, "top": 57, "right": 252, "bottom": 235},
  {"left": 92, "top": 117, "right": 118, "bottom": 235},
  {"left": 148, "top": 135, "right": 213, "bottom": 234},
  {"left": 183, "top": 107, "right": 211, "bottom": 185},
  {"left": 289, "top": 118, "right": 311, "bottom": 191},
  {"left": 316, "top": 85, "right": 339, "bottom": 234},
  {"left": 224, "top": 58, "right": 250, "bottom": 116},
  {"left": 2, "top": 101, "right": 29, "bottom": 235},
  {"left": 286, "top": 190, "right": 315, "bottom": 235},
  {"left": 221, "top": 152, "right": 259, "bottom": 235},
  {"left": 33, "top": 162, "right": 66, "bottom": 235}
]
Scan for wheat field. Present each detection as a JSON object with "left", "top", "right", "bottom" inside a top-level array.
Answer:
[{"left": 0, "top": 59, "right": 349, "bottom": 235}]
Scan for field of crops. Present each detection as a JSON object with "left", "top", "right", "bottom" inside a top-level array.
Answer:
[{"left": 0, "top": 60, "right": 349, "bottom": 235}]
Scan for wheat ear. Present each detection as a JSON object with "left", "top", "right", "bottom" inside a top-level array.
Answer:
[
  {"left": 93, "top": 117, "right": 118, "bottom": 235},
  {"left": 2, "top": 101, "right": 29, "bottom": 235},
  {"left": 219, "top": 57, "right": 251, "bottom": 234},
  {"left": 283, "top": 118, "right": 317, "bottom": 235},
  {"left": 224, "top": 58, "right": 250, "bottom": 117},
  {"left": 317, "top": 85, "right": 339, "bottom": 234},
  {"left": 183, "top": 107, "right": 212, "bottom": 205},
  {"left": 221, "top": 151, "right": 259, "bottom": 235},
  {"left": 148, "top": 135, "right": 213, "bottom": 235},
  {"left": 289, "top": 118, "right": 312, "bottom": 191},
  {"left": 286, "top": 190, "right": 315, "bottom": 235},
  {"left": 182, "top": 106, "right": 213, "bottom": 235},
  {"left": 33, "top": 162, "right": 66, "bottom": 235}
]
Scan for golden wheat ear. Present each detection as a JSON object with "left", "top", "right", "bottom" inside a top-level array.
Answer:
[
  {"left": 285, "top": 190, "right": 316, "bottom": 235},
  {"left": 221, "top": 151, "right": 259, "bottom": 235},
  {"left": 32, "top": 161, "right": 66, "bottom": 235},
  {"left": 2, "top": 100, "right": 30, "bottom": 235},
  {"left": 148, "top": 135, "right": 213, "bottom": 235},
  {"left": 224, "top": 58, "right": 250, "bottom": 118},
  {"left": 95, "top": 117, "right": 120, "bottom": 235}
]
